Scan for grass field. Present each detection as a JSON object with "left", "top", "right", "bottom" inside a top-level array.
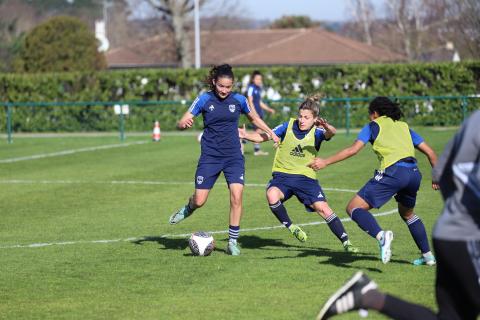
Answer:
[{"left": 0, "top": 127, "right": 456, "bottom": 319}]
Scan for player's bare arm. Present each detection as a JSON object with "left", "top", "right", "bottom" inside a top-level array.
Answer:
[
  {"left": 416, "top": 141, "right": 440, "bottom": 190},
  {"left": 309, "top": 140, "right": 365, "bottom": 171},
  {"left": 177, "top": 112, "right": 194, "bottom": 130}
]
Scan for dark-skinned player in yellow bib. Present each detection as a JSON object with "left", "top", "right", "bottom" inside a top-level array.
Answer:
[{"left": 239, "top": 95, "right": 358, "bottom": 253}]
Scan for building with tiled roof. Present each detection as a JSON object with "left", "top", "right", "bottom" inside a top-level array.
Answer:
[{"left": 106, "top": 28, "right": 405, "bottom": 68}]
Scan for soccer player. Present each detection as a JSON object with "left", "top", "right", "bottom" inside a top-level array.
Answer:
[
  {"left": 309, "top": 97, "right": 438, "bottom": 265},
  {"left": 317, "top": 110, "right": 480, "bottom": 320},
  {"left": 169, "top": 64, "right": 279, "bottom": 256},
  {"left": 245, "top": 70, "right": 276, "bottom": 156},
  {"left": 239, "top": 94, "right": 358, "bottom": 253}
]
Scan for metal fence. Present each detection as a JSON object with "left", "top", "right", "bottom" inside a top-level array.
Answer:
[{"left": 2, "top": 95, "right": 479, "bottom": 143}]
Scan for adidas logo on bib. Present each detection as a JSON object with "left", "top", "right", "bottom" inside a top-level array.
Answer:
[{"left": 290, "top": 144, "right": 305, "bottom": 157}]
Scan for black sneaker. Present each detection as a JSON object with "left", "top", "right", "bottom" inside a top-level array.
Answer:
[{"left": 316, "top": 271, "right": 377, "bottom": 319}]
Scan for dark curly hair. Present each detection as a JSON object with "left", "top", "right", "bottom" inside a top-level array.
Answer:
[
  {"left": 206, "top": 64, "right": 234, "bottom": 91},
  {"left": 368, "top": 96, "right": 403, "bottom": 121}
]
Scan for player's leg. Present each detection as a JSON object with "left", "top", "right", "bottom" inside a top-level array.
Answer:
[
  {"left": 169, "top": 158, "right": 220, "bottom": 225},
  {"left": 317, "top": 271, "right": 437, "bottom": 320},
  {"left": 223, "top": 158, "right": 246, "bottom": 255},
  {"left": 347, "top": 171, "right": 398, "bottom": 263},
  {"left": 398, "top": 203, "right": 435, "bottom": 265},
  {"left": 396, "top": 166, "right": 435, "bottom": 265},
  {"left": 312, "top": 201, "right": 358, "bottom": 253},
  {"left": 266, "top": 177, "right": 306, "bottom": 242},
  {"left": 253, "top": 127, "right": 268, "bottom": 156}
]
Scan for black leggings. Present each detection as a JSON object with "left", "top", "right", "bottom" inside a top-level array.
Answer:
[{"left": 381, "top": 239, "right": 480, "bottom": 320}]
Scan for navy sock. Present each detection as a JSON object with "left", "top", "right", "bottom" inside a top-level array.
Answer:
[
  {"left": 325, "top": 213, "right": 349, "bottom": 242},
  {"left": 351, "top": 208, "right": 382, "bottom": 239},
  {"left": 254, "top": 144, "right": 260, "bottom": 152},
  {"left": 404, "top": 215, "right": 430, "bottom": 253},
  {"left": 229, "top": 225, "right": 240, "bottom": 242},
  {"left": 269, "top": 201, "right": 292, "bottom": 228}
]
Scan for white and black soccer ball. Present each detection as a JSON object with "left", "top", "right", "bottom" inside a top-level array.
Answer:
[{"left": 188, "top": 231, "right": 215, "bottom": 256}]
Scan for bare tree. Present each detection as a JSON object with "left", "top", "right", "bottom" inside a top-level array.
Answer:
[
  {"left": 145, "top": 0, "right": 206, "bottom": 68},
  {"left": 446, "top": 0, "right": 480, "bottom": 59},
  {"left": 348, "top": 0, "right": 374, "bottom": 45}
]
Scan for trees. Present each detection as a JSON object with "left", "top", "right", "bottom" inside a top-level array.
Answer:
[
  {"left": 14, "top": 16, "right": 106, "bottom": 72},
  {"left": 270, "top": 15, "right": 320, "bottom": 29}
]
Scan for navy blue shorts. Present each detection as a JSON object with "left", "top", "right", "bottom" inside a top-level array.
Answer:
[
  {"left": 358, "top": 163, "right": 422, "bottom": 209},
  {"left": 267, "top": 172, "right": 326, "bottom": 211},
  {"left": 195, "top": 155, "right": 245, "bottom": 189}
]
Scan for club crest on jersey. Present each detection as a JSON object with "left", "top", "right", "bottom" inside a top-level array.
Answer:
[
  {"left": 209, "top": 105, "right": 215, "bottom": 111},
  {"left": 196, "top": 176, "right": 204, "bottom": 184},
  {"left": 290, "top": 144, "right": 305, "bottom": 157},
  {"left": 229, "top": 104, "right": 236, "bottom": 113}
]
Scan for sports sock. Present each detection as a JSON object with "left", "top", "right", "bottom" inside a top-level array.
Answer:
[
  {"left": 404, "top": 215, "right": 430, "bottom": 253},
  {"left": 325, "top": 213, "right": 348, "bottom": 242},
  {"left": 269, "top": 201, "right": 292, "bottom": 228},
  {"left": 229, "top": 225, "right": 240, "bottom": 242},
  {"left": 351, "top": 208, "right": 382, "bottom": 239},
  {"left": 380, "top": 294, "right": 437, "bottom": 319},
  {"left": 254, "top": 143, "right": 261, "bottom": 152}
]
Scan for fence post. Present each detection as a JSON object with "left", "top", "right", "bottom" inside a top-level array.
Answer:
[
  {"left": 461, "top": 97, "right": 468, "bottom": 122},
  {"left": 7, "top": 104, "right": 12, "bottom": 144},
  {"left": 345, "top": 99, "right": 351, "bottom": 136},
  {"left": 119, "top": 109, "right": 125, "bottom": 142}
]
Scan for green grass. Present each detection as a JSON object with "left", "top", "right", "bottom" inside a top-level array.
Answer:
[{"left": 0, "top": 127, "right": 456, "bottom": 319}]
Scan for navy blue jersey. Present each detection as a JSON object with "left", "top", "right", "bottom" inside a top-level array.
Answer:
[
  {"left": 273, "top": 120, "right": 328, "bottom": 151},
  {"left": 189, "top": 91, "right": 251, "bottom": 158},
  {"left": 247, "top": 84, "right": 263, "bottom": 118},
  {"left": 357, "top": 122, "right": 424, "bottom": 146}
]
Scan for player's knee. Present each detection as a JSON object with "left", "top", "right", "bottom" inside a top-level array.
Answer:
[{"left": 266, "top": 189, "right": 280, "bottom": 204}]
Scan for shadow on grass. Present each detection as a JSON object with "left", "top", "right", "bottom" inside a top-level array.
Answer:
[{"left": 131, "top": 236, "right": 188, "bottom": 250}]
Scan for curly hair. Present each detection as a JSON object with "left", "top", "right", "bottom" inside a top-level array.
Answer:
[
  {"left": 206, "top": 64, "right": 234, "bottom": 91},
  {"left": 298, "top": 93, "right": 324, "bottom": 118},
  {"left": 368, "top": 96, "right": 403, "bottom": 121}
]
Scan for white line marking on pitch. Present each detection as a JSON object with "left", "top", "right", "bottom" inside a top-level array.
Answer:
[
  {"left": 0, "top": 210, "right": 397, "bottom": 249},
  {"left": 0, "top": 141, "right": 148, "bottom": 163},
  {"left": 0, "top": 179, "right": 358, "bottom": 193}
]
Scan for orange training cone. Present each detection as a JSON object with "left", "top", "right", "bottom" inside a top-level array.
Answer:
[{"left": 152, "top": 121, "right": 161, "bottom": 142}]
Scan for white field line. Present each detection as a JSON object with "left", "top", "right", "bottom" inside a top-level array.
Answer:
[
  {"left": 0, "top": 179, "right": 357, "bottom": 193},
  {"left": 0, "top": 141, "right": 148, "bottom": 163},
  {"left": 0, "top": 209, "right": 397, "bottom": 249}
]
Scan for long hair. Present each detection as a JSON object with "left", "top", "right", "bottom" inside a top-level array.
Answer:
[
  {"left": 368, "top": 96, "right": 403, "bottom": 121},
  {"left": 206, "top": 64, "right": 234, "bottom": 91},
  {"left": 298, "top": 93, "right": 324, "bottom": 118},
  {"left": 249, "top": 70, "right": 262, "bottom": 84}
]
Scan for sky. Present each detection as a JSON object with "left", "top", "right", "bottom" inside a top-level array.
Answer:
[{"left": 202, "top": 0, "right": 387, "bottom": 22}]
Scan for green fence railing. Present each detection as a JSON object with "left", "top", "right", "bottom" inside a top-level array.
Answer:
[{"left": 2, "top": 95, "right": 479, "bottom": 144}]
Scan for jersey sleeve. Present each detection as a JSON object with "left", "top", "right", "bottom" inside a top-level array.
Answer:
[
  {"left": 356, "top": 123, "right": 372, "bottom": 144},
  {"left": 315, "top": 128, "right": 326, "bottom": 150},
  {"left": 247, "top": 85, "right": 254, "bottom": 97},
  {"left": 188, "top": 93, "right": 209, "bottom": 116},
  {"left": 234, "top": 93, "right": 251, "bottom": 114},
  {"left": 410, "top": 129, "right": 424, "bottom": 146},
  {"left": 273, "top": 121, "right": 288, "bottom": 141}
]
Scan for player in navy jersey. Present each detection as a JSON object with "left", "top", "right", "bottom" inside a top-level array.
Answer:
[
  {"left": 239, "top": 95, "right": 358, "bottom": 253},
  {"left": 169, "top": 64, "right": 279, "bottom": 256},
  {"left": 245, "top": 70, "right": 275, "bottom": 156},
  {"left": 310, "top": 97, "right": 439, "bottom": 265}
]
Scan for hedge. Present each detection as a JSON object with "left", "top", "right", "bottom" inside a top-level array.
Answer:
[{"left": 0, "top": 61, "right": 479, "bottom": 132}]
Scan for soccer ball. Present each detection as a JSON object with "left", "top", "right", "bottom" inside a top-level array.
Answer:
[{"left": 188, "top": 231, "right": 215, "bottom": 256}]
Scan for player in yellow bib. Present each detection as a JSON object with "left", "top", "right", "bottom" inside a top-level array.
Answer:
[
  {"left": 240, "top": 95, "right": 358, "bottom": 253},
  {"left": 310, "top": 97, "right": 439, "bottom": 265}
]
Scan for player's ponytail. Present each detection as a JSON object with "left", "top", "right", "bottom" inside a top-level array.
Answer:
[
  {"left": 368, "top": 96, "right": 403, "bottom": 121},
  {"left": 206, "top": 64, "right": 235, "bottom": 91},
  {"left": 298, "top": 93, "right": 324, "bottom": 118}
]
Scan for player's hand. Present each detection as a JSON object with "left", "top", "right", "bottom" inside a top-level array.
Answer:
[
  {"left": 238, "top": 124, "right": 247, "bottom": 139},
  {"left": 271, "top": 132, "right": 280, "bottom": 146},
  {"left": 432, "top": 182, "right": 440, "bottom": 190},
  {"left": 177, "top": 118, "right": 194, "bottom": 130},
  {"left": 315, "top": 118, "right": 329, "bottom": 128},
  {"left": 269, "top": 108, "right": 276, "bottom": 115},
  {"left": 308, "top": 157, "right": 328, "bottom": 171}
]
